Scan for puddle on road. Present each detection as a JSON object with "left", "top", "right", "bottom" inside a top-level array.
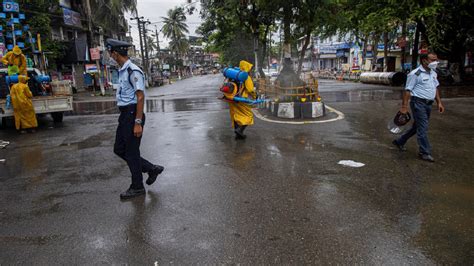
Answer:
[
  {"left": 71, "top": 98, "right": 229, "bottom": 115},
  {"left": 321, "top": 90, "right": 403, "bottom": 103},
  {"left": 321, "top": 86, "right": 474, "bottom": 103},
  {"left": 70, "top": 87, "right": 474, "bottom": 115}
]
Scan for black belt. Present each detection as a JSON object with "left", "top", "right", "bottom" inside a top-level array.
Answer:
[
  {"left": 411, "top": 96, "right": 434, "bottom": 105},
  {"left": 118, "top": 104, "right": 137, "bottom": 112}
]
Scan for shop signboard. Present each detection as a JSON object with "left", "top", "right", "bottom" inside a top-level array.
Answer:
[
  {"left": 336, "top": 50, "right": 348, "bottom": 57},
  {"left": 85, "top": 64, "right": 98, "bottom": 73},
  {"left": 0, "top": 43, "right": 4, "bottom": 59},
  {"left": 319, "top": 54, "right": 337, "bottom": 59},
  {"left": 318, "top": 45, "right": 338, "bottom": 54},
  {"left": 63, "top": 8, "right": 82, "bottom": 28},
  {"left": 397, "top": 37, "right": 407, "bottom": 48},
  {"left": 90, "top": 47, "right": 101, "bottom": 60},
  {"left": 59, "top": 0, "right": 72, "bottom": 8},
  {"left": 3, "top": 1, "right": 19, "bottom": 13}
]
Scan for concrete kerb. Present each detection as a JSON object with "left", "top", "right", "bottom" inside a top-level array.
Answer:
[{"left": 253, "top": 104, "right": 344, "bottom": 125}]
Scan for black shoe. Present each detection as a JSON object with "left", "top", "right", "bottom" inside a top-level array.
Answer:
[
  {"left": 419, "top": 153, "right": 435, "bottom": 162},
  {"left": 146, "top": 165, "right": 164, "bottom": 185},
  {"left": 235, "top": 134, "right": 247, "bottom": 140},
  {"left": 392, "top": 140, "right": 407, "bottom": 151},
  {"left": 234, "top": 126, "right": 246, "bottom": 139},
  {"left": 120, "top": 187, "right": 146, "bottom": 200}
]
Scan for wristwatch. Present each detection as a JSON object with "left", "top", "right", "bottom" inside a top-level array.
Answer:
[{"left": 134, "top": 118, "right": 142, "bottom": 125}]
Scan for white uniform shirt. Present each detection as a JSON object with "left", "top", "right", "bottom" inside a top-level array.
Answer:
[
  {"left": 405, "top": 66, "right": 439, "bottom": 100},
  {"left": 117, "top": 60, "right": 145, "bottom": 106}
]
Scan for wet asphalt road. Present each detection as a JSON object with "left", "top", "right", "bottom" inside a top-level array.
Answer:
[{"left": 0, "top": 75, "right": 473, "bottom": 264}]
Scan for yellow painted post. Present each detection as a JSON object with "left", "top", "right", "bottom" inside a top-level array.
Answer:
[{"left": 37, "top": 33, "right": 42, "bottom": 52}]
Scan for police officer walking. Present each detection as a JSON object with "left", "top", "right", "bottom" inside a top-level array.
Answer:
[
  {"left": 392, "top": 52, "right": 445, "bottom": 162},
  {"left": 106, "top": 39, "right": 164, "bottom": 199}
]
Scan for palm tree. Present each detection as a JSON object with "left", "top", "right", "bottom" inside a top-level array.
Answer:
[
  {"left": 161, "top": 7, "right": 189, "bottom": 73},
  {"left": 146, "top": 36, "right": 158, "bottom": 57},
  {"left": 89, "top": 0, "right": 137, "bottom": 36}
]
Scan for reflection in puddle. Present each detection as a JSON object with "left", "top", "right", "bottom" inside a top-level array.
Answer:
[
  {"left": 321, "top": 87, "right": 474, "bottom": 103},
  {"left": 71, "top": 98, "right": 228, "bottom": 115},
  {"left": 69, "top": 87, "right": 474, "bottom": 116}
]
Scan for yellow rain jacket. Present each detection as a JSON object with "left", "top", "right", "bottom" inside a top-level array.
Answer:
[
  {"left": 10, "top": 75, "right": 37, "bottom": 130},
  {"left": 2, "top": 46, "right": 27, "bottom": 76},
  {"left": 228, "top": 60, "right": 256, "bottom": 127}
]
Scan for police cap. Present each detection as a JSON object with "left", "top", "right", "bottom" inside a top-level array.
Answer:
[{"left": 106, "top": 38, "right": 132, "bottom": 55}]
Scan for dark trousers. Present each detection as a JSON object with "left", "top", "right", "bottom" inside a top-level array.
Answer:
[
  {"left": 396, "top": 97, "right": 433, "bottom": 155},
  {"left": 114, "top": 105, "right": 154, "bottom": 189}
]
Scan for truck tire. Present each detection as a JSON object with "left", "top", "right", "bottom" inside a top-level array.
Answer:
[{"left": 51, "top": 112, "right": 64, "bottom": 123}]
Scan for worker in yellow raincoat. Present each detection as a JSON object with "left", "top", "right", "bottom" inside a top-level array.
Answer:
[
  {"left": 228, "top": 60, "right": 257, "bottom": 139},
  {"left": 10, "top": 75, "right": 37, "bottom": 132},
  {"left": 2, "top": 45, "right": 27, "bottom": 76}
]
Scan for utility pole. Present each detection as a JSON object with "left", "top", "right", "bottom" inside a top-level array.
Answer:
[
  {"left": 130, "top": 16, "right": 145, "bottom": 69},
  {"left": 85, "top": 0, "right": 104, "bottom": 95},
  {"left": 154, "top": 25, "right": 161, "bottom": 71},
  {"left": 142, "top": 20, "right": 151, "bottom": 76}
]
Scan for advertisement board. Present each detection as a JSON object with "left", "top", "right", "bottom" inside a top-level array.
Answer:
[
  {"left": 90, "top": 47, "right": 101, "bottom": 61},
  {"left": 63, "top": 8, "right": 82, "bottom": 28},
  {"left": 85, "top": 64, "right": 98, "bottom": 73}
]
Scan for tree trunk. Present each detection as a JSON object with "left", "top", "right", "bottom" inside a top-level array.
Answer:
[
  {"left": 275, "top": 3, "right": 305, "bottom": 99},
  {"left": 362, "top": 34, "right": 367, "bottom": 68},
  {"left": 283, "top": 5, "right": 292, "bottom": 60},
  {"left": 411, "top": 20, "right": 421, "bottom": 70},
  {"left": 371, "top": 33, "right": 380, "bottom": 71},
  {"left": 259, "top": 25, "right": 270, "bottom": 78},
  {"left": 383, "top": 31, "right": 389, "bottom": 72},
  {"left": 253, "top": 32, "right": 259, "bottom": 78},
  {"left": 401, "top": 20, "right": 407, "bottom": 71},
  {"left": 297, "top": 30, "right": 311, "bottom": 75}
]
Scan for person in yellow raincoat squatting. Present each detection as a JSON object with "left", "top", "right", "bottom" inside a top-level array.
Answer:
[
  {"left": 2, "top": 45, "right": 27, "bottom": 76},
  {"left": 10, "top": 75, "right": 37, "bottom": 133},
  {"left": 228, "top": 60, "right": 257, "bottom": 139}
]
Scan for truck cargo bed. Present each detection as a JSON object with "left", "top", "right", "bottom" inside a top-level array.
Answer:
[{"left": 0, "top": 96, "right": 73, "bottom": 118}]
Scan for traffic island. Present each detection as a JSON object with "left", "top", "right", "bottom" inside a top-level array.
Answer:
[
  {"left": 262, "top": 100, "right": 325, "bottom": 119},
  {"left": 257, "top": 73, "right": 333, "bottom": 121},
  {"left": 254, "top": 101, "right": 343, "bottom": 124}
]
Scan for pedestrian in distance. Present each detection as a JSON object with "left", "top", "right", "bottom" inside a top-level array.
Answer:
[
  {"left": 10, "top": 75, "right": 37, "bottom": 133},
  {"left": 392, "top": 52, "right": 445, "bottom": 162},
  {"left": 106, "top": 38, "right": 164, "bottom": 200}
]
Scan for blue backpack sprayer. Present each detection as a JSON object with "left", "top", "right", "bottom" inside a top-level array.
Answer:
[{"left": 219, "top": 67, "right": 265, "bottom": 105}]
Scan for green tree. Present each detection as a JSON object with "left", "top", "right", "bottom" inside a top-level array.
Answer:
[
  {"left": 90, "top": 0, "right": 137, "bottom": 36},
  {"left": 18, "top": 0, "right": 65, "bottom": 69},
  {"left": 162, "top": 7, "right": 189, "bottom": 73},
  {"left": 424, "top": 0, "right": 474, "bottom": 78},
  {"left": 199, "top": 0, "right": 278, "bottom": 76},
  {"left": 146, "top": 36, "right": 158, "bottom": 57}
]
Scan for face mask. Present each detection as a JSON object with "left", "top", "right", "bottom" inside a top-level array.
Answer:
[{"left": 428, "top": 61, "right": 439, "bottom": 70}]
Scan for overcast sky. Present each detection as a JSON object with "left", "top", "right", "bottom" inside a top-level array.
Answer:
[{"left": 128, "top": 0, "right": 203, "bottom": 49}]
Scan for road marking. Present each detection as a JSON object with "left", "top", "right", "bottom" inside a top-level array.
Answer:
[{"left": 253, "top": 104, "right": 345, "bottom": 124}]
